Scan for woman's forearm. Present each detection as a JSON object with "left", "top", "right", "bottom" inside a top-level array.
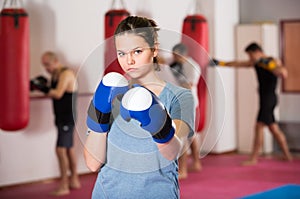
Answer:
[
  {"left": 84, "top": 131, "right": 108, "bottom": 172},
  {"left": 156, "top": 119, "right": 189, "bottom": 161},
  {"left": 157, "top": 135, "right": 184, "bottom": 161}
]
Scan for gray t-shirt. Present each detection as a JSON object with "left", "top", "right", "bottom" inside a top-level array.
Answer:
[{"left": 91, "top": 82, "right": 195, "bottom": 199}]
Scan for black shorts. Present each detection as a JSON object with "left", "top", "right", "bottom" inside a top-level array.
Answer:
[
  {"left": 56, "top": 124, "right": 75, "bottom": 148},
  {"left": 257, "top": 94, "right": 277, "bottom": 125}
]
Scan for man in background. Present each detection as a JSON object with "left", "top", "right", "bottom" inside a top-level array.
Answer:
[
  {"left": 31, "top": 51, "right": 81, "bottom": 195},
  {"left": 170, "top": 43, "right": 202, "bottom": 179},
  {"left": 211, "top": 42, "right": 293, "bottom": 165}
]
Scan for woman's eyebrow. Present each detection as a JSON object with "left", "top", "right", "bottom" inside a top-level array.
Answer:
[{"left": 117, "top": 47, "right": 144, "bottom": 53}]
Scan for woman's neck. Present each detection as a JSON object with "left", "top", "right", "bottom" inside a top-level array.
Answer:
[{"left": 130, "top": 72, "right": 166, "bottom": 96}]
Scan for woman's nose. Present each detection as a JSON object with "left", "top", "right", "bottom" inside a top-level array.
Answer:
[{"left": 127, "top": 53, "right": 135, "bottom": 65}]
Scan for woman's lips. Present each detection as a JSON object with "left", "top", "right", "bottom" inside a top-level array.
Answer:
[{"left": 127, "top": 68, "right": 137, "bottom": 72}]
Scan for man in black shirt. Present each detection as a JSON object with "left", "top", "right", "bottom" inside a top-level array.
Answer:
[
  {"left": 211, "top": 43, "right": 292, "bottom": 165},
  {"left": 32, "top": 52, "right": 81, "bottom": 195}
]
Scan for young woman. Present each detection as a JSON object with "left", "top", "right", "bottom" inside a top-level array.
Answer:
[{"left": 84, "top": 16, "right": 195, "bottom": 199}]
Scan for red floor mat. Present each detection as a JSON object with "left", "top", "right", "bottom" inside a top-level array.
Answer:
[{"left": 1, "top": 154, "right": 299, "bottom": 199}]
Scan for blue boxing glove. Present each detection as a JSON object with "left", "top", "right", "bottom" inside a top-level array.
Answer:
[
  {"left": 87, "top": 72, "right": 129, "bottom": 133},
  {"left": 120, "top": 86, "right": 175, "bottom": 143}
]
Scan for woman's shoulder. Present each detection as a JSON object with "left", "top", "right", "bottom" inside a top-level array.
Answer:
[
  {"left": 163, "top": 82, "right": 193, "bottom": 99},
  {"left": 165, "top": 82, "right": 190, "bottom": 91}
]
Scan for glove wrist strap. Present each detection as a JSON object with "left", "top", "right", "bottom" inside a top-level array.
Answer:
[{"left": 152, "top": 114, "right": 175, "bottom": 143}]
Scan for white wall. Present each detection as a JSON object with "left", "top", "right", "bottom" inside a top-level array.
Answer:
[
  {"left": 200, "top": 0, "right": 239, "bottom": 154},
  {"left": 212, "top": 0, "right": 239, "bottom": 153},
  {"left": 0, "top": 96, "right": 92, "bottom": 186},
  {"left": 240, "top": 0, "right": 300, "bottom": 122},
  {"left": 0, "top": 0, "right": 205, "bottom": 187}
]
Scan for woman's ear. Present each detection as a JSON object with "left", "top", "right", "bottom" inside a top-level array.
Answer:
[{"left": 152, "top": 43, "right": 159, "bottom": 58}]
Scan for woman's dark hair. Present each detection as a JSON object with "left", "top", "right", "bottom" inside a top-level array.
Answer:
[
  {"left": 245, "top": 42, "right": 263, "bottom": 53},
  {"left": 114, "top": 16, "right": 160, "bottom": 67}
]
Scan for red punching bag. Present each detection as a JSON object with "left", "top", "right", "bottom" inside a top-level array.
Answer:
[
  {"left": 0, "top": 1, "right": 30, "bottom": 131},
  {"left": 181, "top": 14, "right": 209, "bottom": 132},
  {"left": 104, "top": 0, "right": 130, "bottom": 75}
]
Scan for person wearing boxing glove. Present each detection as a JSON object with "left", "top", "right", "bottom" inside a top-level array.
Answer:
[
  {"left": 85, "top": 16, "right": 195, "bottom": 199},
  {"left": 40, "top": 51, "right": 81, "bottom": 196},
  {"left": 210, "top": 42, "right": 292, "bottom": 166},
  {"left": 120, "top": 86, "right": 175, "bottom": 144},
  {"left": 30, "top": 75, "right": 50, "bottom": 93},
  {"left": 84, "top": 72, "right": 129, "bottom": 171},
  {"left": 168, "top": 43, "right": 202, "bottom": 179}
]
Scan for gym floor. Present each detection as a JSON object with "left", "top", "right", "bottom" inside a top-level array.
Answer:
[{"left": 0, "top": 153, "right": 299, "bottom": 199}]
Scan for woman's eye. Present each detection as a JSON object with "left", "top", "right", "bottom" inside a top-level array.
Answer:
[
  {"left": 134, "top": 49, "right": 143, "bottom": 55},
  {"left": 117, "top": 52, "right": 125, "bottom": 57}
]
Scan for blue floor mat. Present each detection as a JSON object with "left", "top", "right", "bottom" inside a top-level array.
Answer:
[{"left": 240, "top": 184, "right": 300, "bottom": 199}]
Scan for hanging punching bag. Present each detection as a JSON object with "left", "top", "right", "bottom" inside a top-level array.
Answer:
[
  {"left": 0, "top": 1, "right": 30, "bottom": 131},
  {"left": 181, "top": 14, "right": 209, "bottom": 132},
  {"left": 104, "top": 0, "right": 129, "bottom": 75}
]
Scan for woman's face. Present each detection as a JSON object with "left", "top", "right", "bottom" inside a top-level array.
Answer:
[{"left": 115, "top": 33, "right": 158, "bottom": 80}]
